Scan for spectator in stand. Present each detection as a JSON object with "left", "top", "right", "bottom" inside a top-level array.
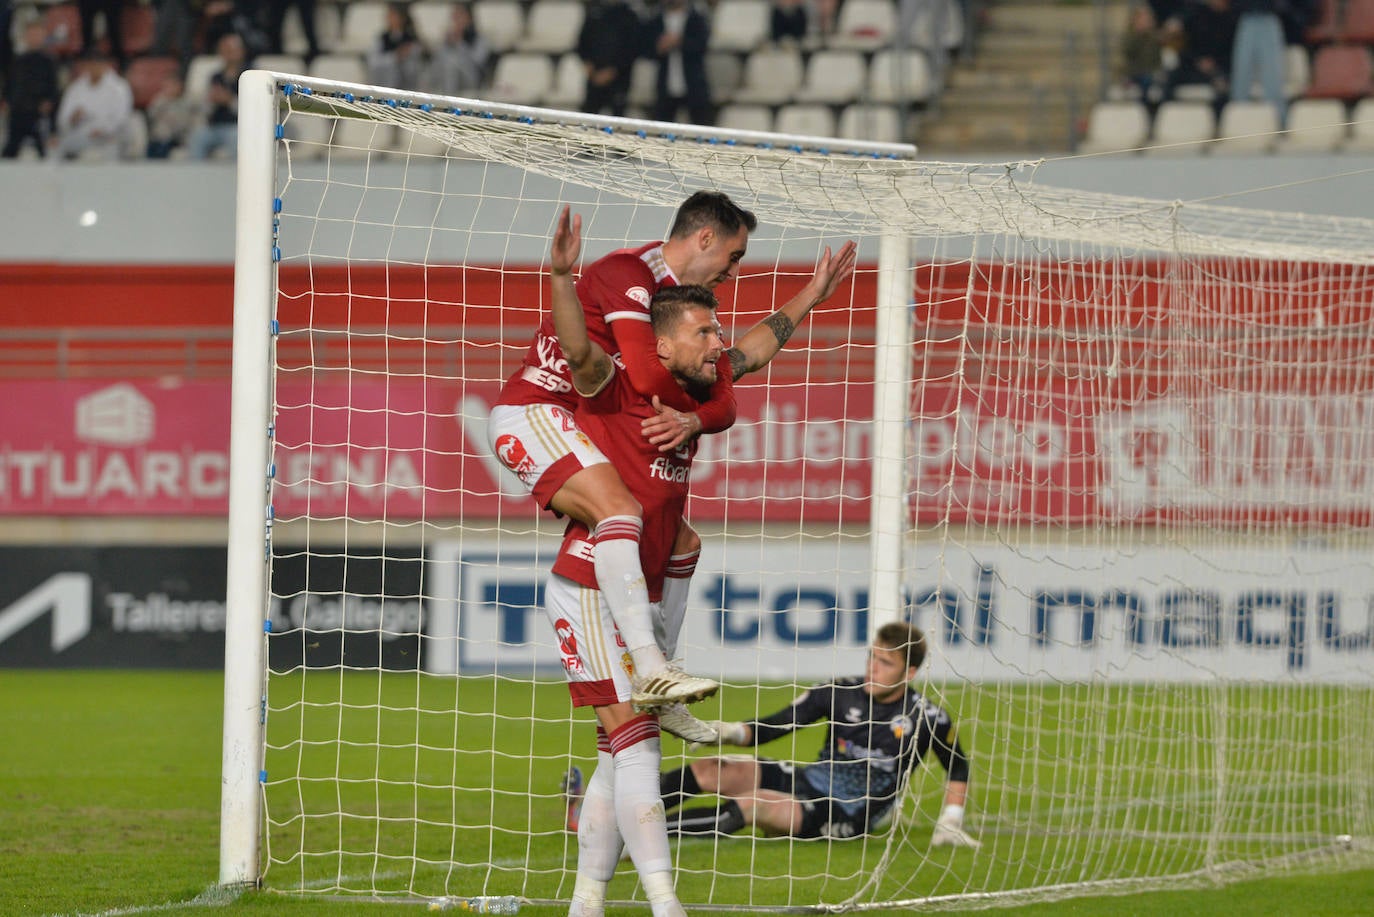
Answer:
[
  {"left": 810, "top": 0, "right": 841, "bottom": 43},
  {"left": 78, "top": 0, "right": 125, "bottom": 67},
  {"left": 1160, "top": 0, "right": 1236, "bottom": 110},
  {"left": 645, "top": 0, "right": 713, "bottom": 125},
  {"left": 1, "top": 0, "right": 14, "bottom": 101},
  {"left": 368, "top": 1, "right": 426, "bottom": 90},
  {"left": 200, "top": 0, "right": 269, "bottom": 61},
  {"left": 3, "top": 21, "right": 61, "bottom": 159},
  {"left": 1229, "top": 0, "right": 1287, "bottom": 124},
  {"left": 145, "top": 72, "right": 199, "bottom": 157},
  {"left": 53, "top": 48, "right": 134, "bottom": 160},
  {"left": 430, "top": 1, "right": 490, "bottom": 96},
  {"left": 1117, "top": 4, "right": 1165, "bottom": 104},
  {"left": 187, "top": 31, "right": 245, "bottom": 159},
  {"left": 578, "top": 0, "right": 643, "bottom": 117},
  {"left": 263, "top": 0, "right": 321, "bottom": 61},
  {"left": 771, "top": 0, "right": 809, "bottom": 45}
]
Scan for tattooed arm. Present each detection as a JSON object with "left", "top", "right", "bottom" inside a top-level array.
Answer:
[{"left": 725, "top": 240, "right": 858, "bottom": 382}]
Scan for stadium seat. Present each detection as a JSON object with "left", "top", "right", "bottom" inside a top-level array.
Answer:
[
  {"left": 184, "top": 53, "right": 222, "bottom": 102},
  {"left": 1144, "top": 100, "right": 1216, "bottom": 155},
  {"left": 1213, "top": 100, "right": 1281, "bottom": 153},
  {"left": 1076, "top": 100, "right": 1150, "bottom": 154},
  {"left": 1340, "top": 0, "right": 1374, "bottom": 43},
  {"left": 521, "top": 0, "right": 584, "bottom": 54},
  {"left": 283, "top": 2, "right": 342, "bottom": 56},
  {"left": 903, "top": 0, "right": 964, "bottom": 54},
  {"left": 1305, "top": 0, "right": 1342, "bottom": 44},
  {"left": 793, "top": 49, "right": 866, "bottom": 105},
  {"left": 308, "top": 52, "right": 369, "bottom": 86},
  {"left": 774, "top": 103, "right": 837, "bottom": 138},
  {"left": 472, "top": 0, "right": 525, "bottom": 53},
  {"left": 628, "top": 57, "right": 658, "bottom": 112},
  {"left": 411, "top": 2, "right": 453, "bottom": 46},
  {"left": 125, "top": 55, "right": 180, "bottom": 109},
  {"left": 545, "top": 52, "right": 587, "bottom": 110},
  {"left": 838, "top": 103, "right": 905, "bottom": 144},
  {"left": 42, "top": 4, "right": 83, "bottom": 58},
  {"left": 328, "top": 116, "right": 396, "bottom": 161},
  {"left": 338, "top": 2, "right": 388, "bottom": 54},
  {"left": 705, "top": 52, "right": 744, "bottom": 104},
  {"left": 732, "top": 45, "right": 804, "bottom": 105},
  {"left": 1284, "top": 44, "right": 1311, "bottom": 100},
  {"left": 486, "top": 52, "right": 554, "bottom": 106},
  {"left": 716, "top": 103, "right": 773, "bottom": 133},
  {"left": 253, "top": 53, "right": 308, "bottom": 77},
  {"left": 1343, "top": 96, "right": 1374, "bottom": 151},
  {"left": 832, "top": 0, "right": 897, "bottom": 51},
  {"left": 867, "top": 49, "right": 934, "bottom": 105},
  {"left": 707, "top": 0, "right": 770, "bottom": 52},
  {"left": 1275, "top": 98, "right": 1349, "bottom": 152},
  {"left": 120, "top": 3, "right": 157, "bottom": 57},
  {"left": 1304, "top": 44, "right": 1374, "bottom": 102}
]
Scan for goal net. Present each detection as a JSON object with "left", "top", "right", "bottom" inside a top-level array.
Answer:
[{"left": 222, "top": 69, "right": 1374, "bottom": 911}]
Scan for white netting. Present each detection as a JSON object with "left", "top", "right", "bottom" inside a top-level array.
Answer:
[{"left": 226, "top": 73, "right": 1374, "bottom": 911}]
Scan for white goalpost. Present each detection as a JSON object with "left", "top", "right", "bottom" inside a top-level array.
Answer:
[{"left": 223, "top": 68, "right": 1374, "bottom": 911}]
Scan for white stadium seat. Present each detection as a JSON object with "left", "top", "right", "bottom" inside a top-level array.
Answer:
[
  {"left": 794, "top": 49, "right": 866, "bottom": 105},
  {"left": 708, "top": 0, "right": 770, "bottom": 52},
  {"left": 1145, "top": 101, "right": 1215, "bottom": 155},
  {"left": 545, "top": 52, "right": 587, "bottom": 110},
  {"left": 838, "top": 103, "right": 905, "bottom": 144},
  {"left": 1213, "top": 100, "right": 1280, "bottom": 154},
  {"left": 831, "top": 0, "right": 896, "bottom": 51},
  {"left": 486, "top": 51, "right": 554, "bottom": 106},
  {"left": 1276, "top": 98, "right": 1348, "bottom": 152},
  {"left": 521, "top": 0, "right": 584, "bottom": 53},
  {"left": 732, "top": 46, "right": 804, "bottom": 105},
  {"left": 774, "top": 103, "right": 837, "bottom": 139},
  {"left": 716, "top": 103, "right": 773, "bottom": 134},
  {"left": 338, "top": 2, "right": 388, "bottom": 54},
  {"left": 867, "top": 49, "right": 933, "bottom": 104},
  {"left": 472, "top": 0, "right": 525, "bottom": 53},
  {"left": 1076, "top": 100, "right": 1150, "bottom": 154}
]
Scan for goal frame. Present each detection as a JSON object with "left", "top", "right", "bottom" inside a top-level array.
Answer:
[{"left": 219, "top": 68, "right": 918, "bottom": 889}]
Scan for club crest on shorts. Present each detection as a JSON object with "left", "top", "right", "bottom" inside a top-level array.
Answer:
[{"left": 494, "top": 433, "right": 536, "bottom": 482}]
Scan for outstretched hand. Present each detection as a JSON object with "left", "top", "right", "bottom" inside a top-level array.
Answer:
[
  {"left": 805, "top": 239, "right": 858, "bottom": 306},
  {"left": 551, "top": 205, "right": 582, "bottom": 276}
]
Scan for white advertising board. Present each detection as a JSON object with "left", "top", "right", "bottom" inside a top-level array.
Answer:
[{"left": 426, "top": 537, "right": 1374, "bottom": 683}]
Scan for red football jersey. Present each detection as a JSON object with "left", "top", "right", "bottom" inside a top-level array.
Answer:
[
  {"left": 495, "top": 242, "right": 701, "bottom": 414},
  {"left": 551, "top": 360, "right": 699, "bottom": 601}
]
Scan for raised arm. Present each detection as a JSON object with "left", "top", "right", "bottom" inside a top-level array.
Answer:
[
  {"left": 548, "top": 207, "right": 615, "bottom": 397},
  {"left": 725, "top": 240, "right": 858, "bottom": 382}
]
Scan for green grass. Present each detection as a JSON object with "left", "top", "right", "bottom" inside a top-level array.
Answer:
[{"left": 2, "top": 669, "right": 1371, "bottom": 916}]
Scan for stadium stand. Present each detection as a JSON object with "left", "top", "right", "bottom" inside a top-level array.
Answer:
[
  {"left": 1077, "top": 100, "right": 1151, "bottom": 154},
  {"left": 1275, "top": 98, "right": 1349, "bottom": 152},
  {"left": 1213, "top": 100, "right": 1281, "bottom": 154},
  {"left": 706, "top": 0, "right": 771, "bottom": 53}
]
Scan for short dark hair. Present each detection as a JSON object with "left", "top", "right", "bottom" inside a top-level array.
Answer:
[
  {"left": 668, "top": 191, "right": 758, "bottom": 240},
  {"left": 650, "top": 284, "right": 718, "bottom": 335},
  {"left": 875, "top": 622, "right": 927, "bottom": 672}
]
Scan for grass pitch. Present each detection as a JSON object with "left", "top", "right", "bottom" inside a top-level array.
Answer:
[{"left": 2, "top": 669, "right": 1371, "bottom": 916}]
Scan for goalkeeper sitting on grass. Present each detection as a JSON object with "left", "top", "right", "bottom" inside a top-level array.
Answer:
[{"left": 658, "top": 621, "right": 980, "bottom": 847}]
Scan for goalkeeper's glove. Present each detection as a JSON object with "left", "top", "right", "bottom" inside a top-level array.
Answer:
[
  {"left": 688, "top": 720, "right": 750, "bottom": 751},
  {"left": 930, "top": 804, "right": 981, "bottom": 849}
]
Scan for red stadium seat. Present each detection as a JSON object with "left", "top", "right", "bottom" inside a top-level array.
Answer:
[
  {"left": 42, "top": 4, "right": 83, "bottom": 58},
  {"left": 125, "top": 55, "right": 181, "bottom": 109},
  {"left": 1304, "top": 44, "right": 1374, "bottom": 101},
  {"left": 1340, "top": 0, "right": 1374, "bottom": 43},
  {"left": 121, "top": 3, "right": 158, "bottom": 57}
]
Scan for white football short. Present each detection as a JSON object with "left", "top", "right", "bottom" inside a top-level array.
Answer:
[
  {"left": 543, "top": 573, "right": 634, "bottom": 708},
  {"left": 486, "top": 403, "right": 610, "bottom": 510}
]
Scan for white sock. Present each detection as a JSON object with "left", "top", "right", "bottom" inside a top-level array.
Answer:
[
  {"left": 657, "top": 549, "right": 698, "bottom": 660},
  {"left": 592, "top": 516, "right": 665, "bottom": 676},
  {"left": 642, "top": 870, "right": 687, "bottom": 917},
  {"left": 608, "top": 716, "right": 672, "bottom": 877},
  {"left": 576, "top": 752, "right": 623, "bottom": 883}
]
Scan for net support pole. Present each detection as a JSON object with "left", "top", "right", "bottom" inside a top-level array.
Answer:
[
  {"left": 220, "top": 69, "right": 278, "bottom": 888},
  {"left": 868, "top": 232, "right": 914, "bottom": 636}
]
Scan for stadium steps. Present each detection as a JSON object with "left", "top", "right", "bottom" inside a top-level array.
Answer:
[{"left": 916, "top": 0, "right": 1129, "bottom": 155}]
